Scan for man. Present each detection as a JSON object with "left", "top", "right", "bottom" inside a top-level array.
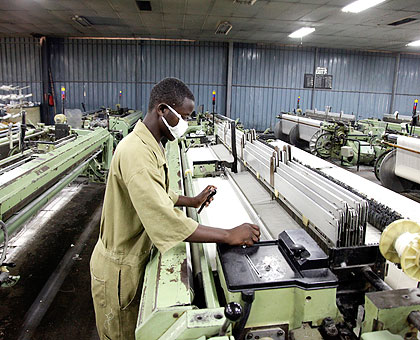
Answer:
[{"left": 90, "top": 78, "right": 260, "bottom": 339}]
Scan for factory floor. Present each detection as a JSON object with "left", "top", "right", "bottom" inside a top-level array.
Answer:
[{"left": 0, "top": 181, "right": 102, "bottom": 340}]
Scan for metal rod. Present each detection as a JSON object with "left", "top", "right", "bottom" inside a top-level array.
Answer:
[
  {"left": 226, "top": 41, "right": 233, "bottom": 118},
  {"left": 383, "top": 141, "right": 420, "bottom": 155},
  {"left": 408, "top": 311, "right": 420, "bottom": 331},
  {"left": 361, "top": 266, "right": 392, "bottom": 291}
]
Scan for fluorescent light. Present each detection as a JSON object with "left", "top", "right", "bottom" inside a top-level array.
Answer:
[
  {"left": 289, "top": 27, "right": 315, "bottom": 39},
  {"left": 407, "top": 40, "right": 420, "bottom": 47},
  {"left": 342, "top": 0, "right": 386, "bottom": 13},
  {"left": 72, "top": 15, "right": 92, "bottom": 27},
  {"left": 233, "top": 0, "right": 257, "bottom": 5}
]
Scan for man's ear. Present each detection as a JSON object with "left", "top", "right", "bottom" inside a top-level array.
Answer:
[{"left": 156, "top": 103, "right": 167, "bottom": 116}]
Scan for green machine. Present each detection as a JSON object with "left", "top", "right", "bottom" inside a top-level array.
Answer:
[
  {"left": 82, "top": 106, "right": 143, "bottom": 145},
  {"left": 0, "top": 122, "right": 51, "bottom": 160},
  {"left": 136, "top": 127, "right": 339, "bottom": 340},
  {"left": 134, "top": 116, "right": 420, "bottom": 340},
  {"left": 309, "top": 121, "right": 381, "bottom": 167},
  {"left": 0, "top": 126, "right": 113, "bottom": 287}
]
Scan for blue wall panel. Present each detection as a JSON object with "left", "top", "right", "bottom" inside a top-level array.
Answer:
[
  {"left": 313, "top": 50, "right": 394, "bottom": 119},
  {"left": 50, "top": 39, "right": 227, "bottom": 115},
  {"left": 0, "top": 37, "right": 42, "bottom": 103},
  {"left": 232, "top": 44, "right": 314, "bottom": 130},
  {"left": 393, "top": 95, "right": 418, "bottom": 115},
  {"left": 396, "top": 55, "right": 420, "bottom": 96},
  {"left": 3, "top": 37, "right": 420, "bottom": 130}
]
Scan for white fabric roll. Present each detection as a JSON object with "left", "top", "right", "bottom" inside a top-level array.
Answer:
[{"left": 395, "top": 136, "right": 420, "bottom": 184}]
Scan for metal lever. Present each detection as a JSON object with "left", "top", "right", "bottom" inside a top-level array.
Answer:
[{"left": 219, "top": 302, "right": 243, "bottom": 336}]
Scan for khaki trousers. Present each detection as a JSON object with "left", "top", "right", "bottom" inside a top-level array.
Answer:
[{"left": 90, "top": 241, "right": 148, "bottom": 340}]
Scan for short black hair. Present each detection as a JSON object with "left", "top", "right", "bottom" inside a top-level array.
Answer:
[{"left": 148, "top": 77, "right": 195, "bottom": 112}]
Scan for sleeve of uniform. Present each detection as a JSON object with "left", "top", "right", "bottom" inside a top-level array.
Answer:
[
  {"left": 126, "top": 168, "right": 198, "bottom": 254},
  {"left": 168, "top": 189, "right": 179, "bottom": 205}
]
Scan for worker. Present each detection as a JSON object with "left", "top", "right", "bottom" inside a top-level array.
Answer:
[{"left": 90, "top": 77, "right": 260, "bottom": 340}]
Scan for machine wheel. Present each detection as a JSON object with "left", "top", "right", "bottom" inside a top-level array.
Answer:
[
  {"left": 379, "top": 149, "right": 415, "bottom": 193},
  {"left": 309, "top": 130, "right": 322, "bottom": 154},
  {"left": 274, "top": 121, "right": 287, "bottom": 141},
  {"left": 288, "top": 125, "right": 299, "bottom": 146},
  {"left": 374, "top": 149, "right": 391, "bottom": 181},
  {"left": 314, "top": 133, "right": 333, "bottom": 159}
]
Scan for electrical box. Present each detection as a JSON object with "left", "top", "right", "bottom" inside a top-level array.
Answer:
[{"left": 341, "top": 146, "right": 354, "bottom": 158}]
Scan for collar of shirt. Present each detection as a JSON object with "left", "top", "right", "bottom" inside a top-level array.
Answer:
[{"left": 133, "top": 121, "right": 166, "bottom": 167}]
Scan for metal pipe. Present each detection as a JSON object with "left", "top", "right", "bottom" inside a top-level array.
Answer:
[
  {"left": 226, "top": 41, "right": 233, "bottom": 118},
  {"left": 0, "top": 150, "right": 101, "bottom": 244},
  {"left": 361, "top": 266, "right": 392, "bottom": 291},
  {"left": 408, "top": 311, "right": 420, "bottom": 331}
]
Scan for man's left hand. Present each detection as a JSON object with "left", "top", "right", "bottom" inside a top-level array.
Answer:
[{"left": 193, "top": 185, "right": 217, "bottom": 208}]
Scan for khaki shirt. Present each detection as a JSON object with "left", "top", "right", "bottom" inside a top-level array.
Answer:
[{"left": 99, "top": 121, "right": 198, "bottom": 256}]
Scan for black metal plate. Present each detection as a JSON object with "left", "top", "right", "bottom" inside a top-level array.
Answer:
[{"left": 218, "top": 237, "right": 337, "bottom": 292}]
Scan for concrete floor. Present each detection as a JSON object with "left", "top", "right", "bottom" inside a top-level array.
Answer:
[{"left": 0, "top": 182, "right": 103, "bottom": 340}]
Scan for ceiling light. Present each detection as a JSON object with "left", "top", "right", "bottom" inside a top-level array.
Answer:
[
  {"left": 233, "top": 0, "right": 257, "bottom": 5},
  {"left": 407, "top": 40, "right": 420, "bottom": 47},
  {"left": 342, "top": 0, "right": 386, "bottom": 13},
  {"left": 72, "top": 15, "right": 92, "bottom": 27},
  {"left": 215, "top": 22, "right": 232, "bottom": 35},
  {"left": 289, "top": 27, "right": 315, "bottom": 38}
]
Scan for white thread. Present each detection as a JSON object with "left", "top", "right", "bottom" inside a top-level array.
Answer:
[{"left": 394, "top": 232, "right": 416, "bottom": 258}]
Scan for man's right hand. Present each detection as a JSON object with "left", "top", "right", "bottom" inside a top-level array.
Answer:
[{"left": 227, "top": 223, "right": 260, "bottom": 247}]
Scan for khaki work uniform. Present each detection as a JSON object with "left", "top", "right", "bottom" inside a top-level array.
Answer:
[{"left": 90, "top": 121, "right": 198, "bottom": 340}]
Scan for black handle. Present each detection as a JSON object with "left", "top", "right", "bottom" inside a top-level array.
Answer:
[
  {"left": 197, "top": 189, "right": 217, "bottom": 214},
  {"left": 219, "top": 302, "right": 243, "bottom": 336}
]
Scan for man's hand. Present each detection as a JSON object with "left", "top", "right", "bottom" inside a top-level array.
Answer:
[
  {"left": 227, "top": 223, "right": 260, "bottom": 247},
  {"left": 192, "top": 185, "right": 217, "bottom": 209}
]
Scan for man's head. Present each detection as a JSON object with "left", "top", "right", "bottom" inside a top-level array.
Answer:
[{"left": 148, "top": 78, "right": 195, "bottom": 141}]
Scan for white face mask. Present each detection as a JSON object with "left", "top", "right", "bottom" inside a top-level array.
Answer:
[{"left": 161, "top": 104, "right": 189, "bottom": 139}]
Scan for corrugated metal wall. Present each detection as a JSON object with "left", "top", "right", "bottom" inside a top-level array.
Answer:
[
  {"left": 394, "top": 54, "right": 420, "bottom": 115},
  {"left": 314, "top": 49, "right": 394, "bottom": 120},
  {"left": 49, "top": 39, "right": 227, "bottom": 115},
  {"left": 0, "top": 37, "right": 42, "bottom": 103},
  {"left": 231, "top": 45, "right": 397, "bottom": 130},
  {"left": 2, "top": 37, "right": 420, "bottom": 129},
  {"left": 231, "top": 44, "right": 314, "bottom": 130}
]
